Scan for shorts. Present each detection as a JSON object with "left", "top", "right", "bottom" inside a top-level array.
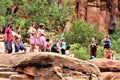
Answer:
[
  {"left": 15, "top": 42, "right": 24, "bottom": 52},
  {"left": 4, "top": 41, "right": 12, "bottom": 53}
]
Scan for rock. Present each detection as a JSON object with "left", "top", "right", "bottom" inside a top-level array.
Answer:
[
  {"left": 71, "top": 0, "right": 119, "bottom": 33},
  {"left": 9, "top": 74, "right": 33, "bottom": 80},
  {"left": 89, "top": 59, "right": 120, "bottom": 80},
  {"left": 89, "top": 59, "right": 120, "bottom": 72},
  {"left": 11, "top": 53, "right": 101, "bottom": 80},
  {"left": 0, "top": 72, "right": 17, "bottom": 78}
]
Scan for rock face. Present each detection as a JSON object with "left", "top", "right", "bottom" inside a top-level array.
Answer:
[
  {"left": 0, "top": 53, "right": 101, "bottom": 80},
  {"left": 89, "top": 59, "right": 120, "bottom": 80},
  {"left": 71, "top": 0, "right": 120, "bottom": 34}
]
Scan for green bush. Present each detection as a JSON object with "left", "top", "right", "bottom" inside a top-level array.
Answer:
[
  {"left": 96, "top": 46, "right": 104, "bottom": 58},
  {"left": 70, "top": 43, "right": 89, "bottom": 60},
  {"left": 110, "top": 21, "right": 120, "bottom": 53},
  {"left": 64, "top": 21, "right": 104, "bottom": 47}
]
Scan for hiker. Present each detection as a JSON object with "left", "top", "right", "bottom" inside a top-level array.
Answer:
[
  {"left": 37, "top": 23, "right": 46, "bottom": 52},
  {"left": 4, "top": 24, "right": 13, "bottom": 53},
  {"left": 29, "top": 22, "right": 37, "bottom": 52},
  {"left": 61, "top": 38, "right": 66, "bottom": 55},
  {"left": 37, "top": 23, "right": 45, "bottom": 38},
  {"left": 44, "top": 39, "right": 52, "bottom": 52},
  {"left": 14, "top": 32, "right": 26, "bottom": 53},
  {"left": 38, "top": 31, "right": 46, "bottom": 52},
  {"left": 65, "top": 46, "right": 74, "bottom": 57},
  {"left": 89, "top": 38, "right": 98, "bottom": 59},
  {"left": 102, "top": 35, "right": 111, "bottom": 59}
]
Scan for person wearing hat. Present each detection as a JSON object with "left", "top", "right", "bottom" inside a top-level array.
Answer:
[
  {"left": 37, "top": 23, "right": 45, "bottom": 37},
  {"left": 60, "top": 38, "right": 66, "bottom": 55},
  {"left": 37, "top": 23, "right": 46, "bottom": 52}
]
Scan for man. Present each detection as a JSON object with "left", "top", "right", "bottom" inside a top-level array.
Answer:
[{"left": 4, "top": 24, "right": 13, "bottom": 53}]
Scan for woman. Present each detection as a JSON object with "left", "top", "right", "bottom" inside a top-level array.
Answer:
[
  {"left": 89, "top": 38, "right": 97, "bottom": 59},
  {"left": 61, "top": 38, "right": 66, "bottom": 55},
  {"left": 29, "top": 22, "right": 37, "bottom": 52},
  {"left": 102, "top": 35, "right": 111, "bottom": 59}
]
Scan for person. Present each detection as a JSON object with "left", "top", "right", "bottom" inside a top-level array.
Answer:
[
  {"left": 51, "top": 39, "right": 61, "bottom": 53},
  {"left": 16, "top": 25, "right": 22, "bottom": 34},
  {"left": 61, "top": 38, "right": 66, "bottom": 55},
  {"left": 65, "top": 46, "right": 74, "bottom": 57},
  {"left": 44, "top": 39, "right": 51, "bottom": 52},
  {"left": 37, "top": 23, "right": 45, "bottom": 38},
  {"left": 14, "top": 33, "right": 26, "bottom": 53},
  {"left": 102, "top": 35, "right": 111, "bottom": 59},
  {"left": 89, "top": 38, "right": 97, "bottom": 59},
  {"left": 38, "top": 32, "right": 46, "bottom": 52},
  {"left": 29, "top": 22, "right": 37, "bottom": 52},
  {"left": 4, "top": 24, "right": 13, "bottom": 53}
]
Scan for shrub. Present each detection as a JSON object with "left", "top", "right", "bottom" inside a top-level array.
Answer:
[
  {"left": 110, "top": 21, "right": 120, "bottom": 53},
  {"left": 96, "top": 46, "right": 104, "bottom": 58},
  {"left": 64, "top": 21, "right": 104, "bottom": 47},
  {"left": 70, "top": 43, "right": 89, "bottom": 60}
]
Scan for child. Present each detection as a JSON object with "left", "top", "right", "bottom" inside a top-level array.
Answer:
[{"left": 65, "top": 46, "right": 74, "bottom": 57}]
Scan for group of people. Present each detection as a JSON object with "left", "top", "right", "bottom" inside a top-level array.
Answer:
[
  {"left": 1, "top": 22, "right": 74, "bottom": 57},
  {"left": 1, "top": 22, "right": 115, "bottom": 59},
  {"left": 89, "top": 35, "right": 115, "bottom": 59}
]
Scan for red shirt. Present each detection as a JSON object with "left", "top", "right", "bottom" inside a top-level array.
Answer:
[{"left": 4, "top": 27, "right": 13, "bottom": 41}]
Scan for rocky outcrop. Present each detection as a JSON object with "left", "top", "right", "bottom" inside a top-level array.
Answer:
[
  {"left": 0, "top": 53, "right": 101, "bottom": 80},
  {"left": 1, "top": 53, "right": 120, "bottom": 80},
  {"left": 89, "top": 59, "right": 120, "bottom": 80},
  {"left": 71, "top": 0, "right": 120, "bottom": 34}
]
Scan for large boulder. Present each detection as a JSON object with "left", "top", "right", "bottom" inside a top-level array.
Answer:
[
  {"left": 0, "top": 53, "right": 102, "bottom": 80},
  {"left": 89, "top": 59, "right": 120, "bottom": 80}
]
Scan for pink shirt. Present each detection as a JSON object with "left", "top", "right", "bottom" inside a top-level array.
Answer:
[
  {"left": 4, "top": 27, "right": 13, "bottom": 41},
  {"left": 38, "top": 36, "right": 46, "bottom": 46}
]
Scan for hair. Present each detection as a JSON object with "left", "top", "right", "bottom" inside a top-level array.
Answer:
[
  {"left": 39, "top": 24, "right": 44, "bottom": 29},
  {"left": 32, "top": 22, "right": 37, "bottom": 26},
  {"left": 66, "top": 46, "right": 70, "bottom": 50},
  {"left": 105, "top": 35, "right": 109, "bottom": 38},
  {"left": 46, "top": 39, "right": 50, "bottom": 42}
]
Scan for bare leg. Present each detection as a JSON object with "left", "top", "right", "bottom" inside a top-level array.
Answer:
[
  {"left": 5, "top": 49, "right": 8, "bottom": 54},
  {"left": 29, "top": 44, "right": 34, "bottom": 52},
  {"left": 38, "top": 46, "right": 41, "bottom": 52},
  {"left": 24, "top": 48, "right": 27, "bottom": 52}
]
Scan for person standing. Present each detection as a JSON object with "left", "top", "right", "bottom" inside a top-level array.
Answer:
[
  {"left": 61, "top": 38, "right": 66, "bottom": 55},
  {"left": 4, "top": 24, "right": 13, "bottom": 53},
  {"left": 29, "top": 22, "right": 37, "bottom": 52},
  {"left": 102, "top": 35, "right": 111, "bottom": 59},
  {"left": 89, "top": 38, "right": 97, "bottom": 59},
  {"left": 38, "top": 32, "right": 46, "bottom": 52}
]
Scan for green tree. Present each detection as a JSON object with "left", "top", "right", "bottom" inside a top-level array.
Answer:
[
  {"left": 0, "top": 0, "right": 75, "bottom": 42},
  {"left": 64, "top": 21, "right": 104, "bottom": 47}
]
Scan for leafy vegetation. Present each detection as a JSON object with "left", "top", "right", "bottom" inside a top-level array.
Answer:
[
  {"left": 110, "top": 21, "right": 120, "bottom": 53},
  {"left": 64, "top": 21, "right": 104, "bottom": 47}
]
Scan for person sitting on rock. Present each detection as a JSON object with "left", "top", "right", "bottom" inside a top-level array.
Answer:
[
  {"left": 65, "top": 46, "right": 74, "bottom": 57},
  {"left": 14, "top": 32, "right": 26, "bottom": 53}
]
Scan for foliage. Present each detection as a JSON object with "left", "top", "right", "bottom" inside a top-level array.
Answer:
[
  {"left": 19, "top": 0, "right": 74, "bottom": 30},
  {"left": 70, "top": 44, "right": 104, "bottom": 60},
  {"left": 96, "top": 46, "right": 104, "bottom": 58},
  {"left": 64, "top": 21, "right": 104, "bottom": 47},
  {"left": 110, "top": 21, "right": 120, "bottom": 53},
  {"left": 0, "top": 0, "right": 75, "bottom": 42},
  {"left": 70, "top": 43, "right": 89, "bottom": 60}
]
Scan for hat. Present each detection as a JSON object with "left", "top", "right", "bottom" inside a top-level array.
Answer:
[
  {"left": 40, "top": 23, "right": 45, "bottom": 26},
  {"left": 61, "top": 37, "right": 65, "bottom": 40}
]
